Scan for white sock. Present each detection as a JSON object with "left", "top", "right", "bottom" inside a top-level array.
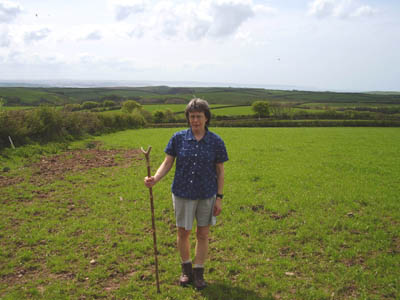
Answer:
[
  {"left": 194, "top": 264, "right": 204, "bottom": 269},
  {"left": 182, "top": 259, "right": 192, "bottom": 264}
]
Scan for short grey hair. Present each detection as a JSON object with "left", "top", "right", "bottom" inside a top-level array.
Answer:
[{"left": 185, "top": 98, "right": 211, "bottom": 126}]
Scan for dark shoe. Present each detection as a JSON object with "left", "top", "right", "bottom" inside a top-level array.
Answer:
[
  {"left": 179, "top": 262, "right": 193, "bottom": 286},
  {"left": 193, "top": 267, "right": 207, "bottom": 290}
]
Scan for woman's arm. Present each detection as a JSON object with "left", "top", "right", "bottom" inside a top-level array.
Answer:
[
  {"left": 214, "top": 162, "right": 225, "bottom": 216},
  {"left": 144, "top": 154, "right": 175, "bottom": 188}
]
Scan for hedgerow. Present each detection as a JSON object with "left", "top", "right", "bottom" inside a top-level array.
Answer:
[
  {"left": 0, "top": 106, "right": 145, "bottom": 150},
  {"left": 212, "top": 119, "right": 400, "bottom": 127}
]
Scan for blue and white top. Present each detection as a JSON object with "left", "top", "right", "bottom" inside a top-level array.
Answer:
[{"left": 165, "top": 128, "right": 229, "bottom": 200}]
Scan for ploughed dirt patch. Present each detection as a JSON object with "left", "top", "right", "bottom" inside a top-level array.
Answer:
[
  {"left": 0, "top": 147, "right": 143, "bottom": 187},
  {"left": 0, "top": 175, "right": 24, "bottom": 188},
  {"left": 30, "top": 148, "right": 142, "bottom": 184}
]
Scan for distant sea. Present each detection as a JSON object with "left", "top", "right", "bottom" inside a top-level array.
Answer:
[{"left": 0, "top": 79, "right": 321, "bottom": 91}]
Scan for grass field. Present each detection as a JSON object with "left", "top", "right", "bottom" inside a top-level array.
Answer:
[
  {"left": 210, "top": 106, "right": 254, "bottom": 116},
  {"left": 97, "top": 104, "right": 237, "bottom": 116},
  {"left": 1, "top": 106, "right": 35, "bottom": 111},
  {"left": 2, "top": 86, "right": 400, "bottom": 106},
  {"left": 0, "top": 128, "right": 399, "bottom": 299},
  {"left": 140, "top": 104, "right": 230, "bottom": 114},
  {"left": 297, "top": 103, "right": 400, "bottom": 109}
]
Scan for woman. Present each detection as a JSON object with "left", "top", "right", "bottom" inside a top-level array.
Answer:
[{"left": 144, "top": 98, "right": 228, "bottom": 290}]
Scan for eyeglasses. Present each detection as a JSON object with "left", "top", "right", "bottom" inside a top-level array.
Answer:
[{"left": 189, "top": 114, "right": 205, "bottom": 120}]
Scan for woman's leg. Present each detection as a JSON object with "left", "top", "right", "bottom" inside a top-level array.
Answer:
[
  {"left": 194, "top": 225, "right": 210, "bottom": 265},
  {"left": 193, "top": 225, "right": 209, "bottom": 290},
  {"left": 177, "top": 227, "right": 191, "bottom": 262},
  {"left": 177, "top": 227, "right": 193, "bottom": 286}
]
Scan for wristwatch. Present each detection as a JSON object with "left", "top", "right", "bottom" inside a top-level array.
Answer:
[{"left": 216, "top": 193, "right": 224, "bottom": 199}]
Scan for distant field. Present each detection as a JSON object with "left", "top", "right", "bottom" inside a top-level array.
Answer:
[
  {"left": 142, "top": 104, "right": 186, "bottom": 113},
  {"left": 293, "top": 107, "right": 326, "bottom": 113},
  {"left": 2, "top": 86, "right": 400, "bottom": 106},
  {"left": 1, "top": 106, "right": 35, "bottom": 111},
  {"left": 298, "top": 102, "right": 400, "bottom": 108},
  {"left": 0, "top": 88, "right": 67, "bottom": 105},
  {"left": 211, "top": 106, "right": 253, "bottom": 116},
  {"left": 141, "top": 104, "right": 230, "bottom": 114},
  {"left": 98, "top": 104, "right": 232, "bottom": 115},
  {"left": 1, "top": 127, "right": 399, "bottom": 299}
]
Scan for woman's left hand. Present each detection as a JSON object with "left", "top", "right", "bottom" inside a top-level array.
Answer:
[{"left": 213, "top": 198, "right": 222, "bottom": 216}]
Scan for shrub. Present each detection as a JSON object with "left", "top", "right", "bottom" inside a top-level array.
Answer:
[
  {"left": 164, "top": 109, "right": 176, "bottom": 122},
  {"left": 0, "top": 108, "right": 146, "bottom": 151},
  {"left": 129, "top": 110, "right": 146, "bottom": 128},
  {"left": 82, "top": 101, "right": 99, "bottom": 110},
  {"left": 153, "top": 110, "right": 165, "bottom": 123},
  {"left": 139, "top": 109, "right": 153, "bottom": 123},
  {"left": 252, "top": 101, "right": 270, "bottom": 118},
  {"left": 0, "top": 110, "right": 30, "bottom": 149},
  {"left": 27, "top": 106, "right": 64, "bottom": 142},
  {"left": 103, "top": 100, "right": 116, "bottom": 107},
  {"left": 122, "top": 100, "right": 141, "bottom": 113},
  {"left": 63, "top": 104, "right": 82, "bottom": 112},
  {"left": 270, "top": 103, "right": 294, "bottom": 118}
]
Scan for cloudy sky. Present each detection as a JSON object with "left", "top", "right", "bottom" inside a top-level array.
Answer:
[{"left": 0, "top": 0, "right": 399, "bottom": 91}]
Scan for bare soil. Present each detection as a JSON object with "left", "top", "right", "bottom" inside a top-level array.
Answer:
[{"left": 0, "top": 148, "right": 142, "bottom": 188}]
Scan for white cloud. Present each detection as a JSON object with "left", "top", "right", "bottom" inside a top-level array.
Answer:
[
  {"left": 127, "top": 26, "right": 144, "bottom": 38},
  {"left": 24, "top": 28, "right": 51, "bottom": 44},
  {"left": 110, "top": 0, "right": 146, "bottom": 21},
  {"left": 253, "top": 4, "right": 278, "bottom": 16},
  {"left": 308, "top": 0, "right": 376, "bottom": 18},
  {"left": 186, "top": 18, "right": 211, "bottom": 40},
  {"left": 308, "top": 0, "right": 336, "bottom": 17},
  {"left": 0, "top": 27, "right": 10, "bottom": 47},
  {"left": 63, "top": 26, "right": 105, "bottom": 41},
  {"left": 351, "top": 5, "right": 376, "bottom": 17},
  {"left": 110, "top": 0, "right": 272, "bottom": 41},
  {"left": 0, "top": 0, "right": 22, "bottom": 23},
  {"left": 1, "top": 49, "right": 139, "bottom": 77},
  {"left": 2, "top": 50, "right": 64, "bottom": 65},
  {"left": 83, "top": 30, "right": 102, "bottom": 41},
  {"left": 208, "top": 1, "right": 254, "bottom": 37}
]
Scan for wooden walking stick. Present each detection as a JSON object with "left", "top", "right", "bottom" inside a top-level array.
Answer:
[{"left": 141, "top": 146, "right": 161, "bottom": 293}]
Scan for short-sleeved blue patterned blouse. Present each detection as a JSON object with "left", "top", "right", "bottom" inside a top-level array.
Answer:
[{"left": 165, "top": 128, "right": 228, "bottom": 200}]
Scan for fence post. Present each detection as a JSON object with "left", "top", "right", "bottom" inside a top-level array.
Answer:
[{"left": 8, "top": 136, "right": 15, "bottom": 149}]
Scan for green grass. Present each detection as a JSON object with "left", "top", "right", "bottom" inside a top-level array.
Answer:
[
  {"left": 297, "top": 102, "right": 399, "bottom": 108},
  {"left": 211, "top": 106, "right": 254, "bottom": 116},
  {"left": 1, "top": 106, "right": 36, "bottom": 111},
  {"left": 142, "top": 104, "right": 187, "bottom": 113},
  {"left": 99, "top": 104, "right": 232, "bottom": 115},
  {"left": 0, "top": 88, "right": 68, "bottom": 105},
  {"left": 1, "top": 128, "right": 399, "bottom": 299}
]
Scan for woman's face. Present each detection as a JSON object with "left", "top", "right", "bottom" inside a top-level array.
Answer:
[{"left": 189, "top": 111, "right": 207, "bottom": 131}]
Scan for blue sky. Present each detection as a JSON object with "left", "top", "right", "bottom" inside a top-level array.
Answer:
[{"left": 0, "top": 0, "right": 399, "bottom": 91}]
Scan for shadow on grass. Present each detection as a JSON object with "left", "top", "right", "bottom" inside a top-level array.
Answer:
[{"left": 200, "top": 281, "right": 274, "bottom": 300}]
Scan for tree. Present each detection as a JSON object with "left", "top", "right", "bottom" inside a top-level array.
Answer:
[
  {"left": 153, "top": 110, "right": 165, "bottom": 123},
  {"left": 63, "top": 103, "right": 81, "bottom": 112},
  {"left": 269, "top": 102, "right": 294, "bottom": 118},
  {"left": 103, "top": 100, "right": 116, "bottom": 107},
  {"left": 252, "top": 101, "right": 270, "bottom": 118},
  {"left": 82, "top": 101, "right": 99, "bottom": 110},
  {"left": 164, "top": 109, "right": 176, "bottom": 122},
  {"left": 122, "top": 100, "right": 141, "bottom": 113}
]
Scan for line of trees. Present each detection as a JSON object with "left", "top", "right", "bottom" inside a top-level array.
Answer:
[{"left": 63, "top": 100, "right": 121, "bottom": 112}]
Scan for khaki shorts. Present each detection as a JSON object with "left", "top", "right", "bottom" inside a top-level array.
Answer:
[{"left": 172, "top": 194, "right": 217, "bottom": 231}]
